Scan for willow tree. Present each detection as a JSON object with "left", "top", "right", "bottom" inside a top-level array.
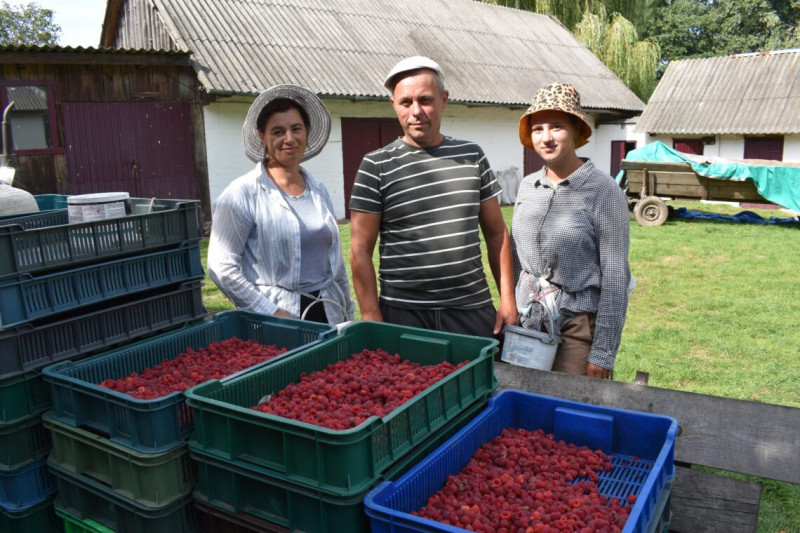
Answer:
[
  {"left": 483, "top": 0, "right": 659, "bottom": 100},
  {"left": 575, "top": 11, "right": 659, "bottom": 100}
]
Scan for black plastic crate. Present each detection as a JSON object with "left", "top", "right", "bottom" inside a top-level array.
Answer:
[
  {"left": 0, "top": 280, "right": 206, "bottom": 379},
  {"left": 51, "top": 462, "right": 200, "bottom": 533},
  {"left": 0, "top": 371, "right": 51, "bottom": 426}
]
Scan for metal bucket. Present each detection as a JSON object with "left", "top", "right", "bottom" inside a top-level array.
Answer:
[{"left": 501, "top": 325, "right": 560, "bottom": 371}]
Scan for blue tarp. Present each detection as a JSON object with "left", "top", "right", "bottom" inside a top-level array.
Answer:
[
  {"left": 616, "top": 141, "right": 800, "bottom": 213},
  {"left": 672, "top": 207, "right": 800, "bottom": 225}
]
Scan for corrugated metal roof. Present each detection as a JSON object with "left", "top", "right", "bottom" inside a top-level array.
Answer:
[
  {"left": 139, "top": 0, "right": 643, "bottom": 111},
  {"left": 636, "top": 49, "right": 800, "bottom": 135}
]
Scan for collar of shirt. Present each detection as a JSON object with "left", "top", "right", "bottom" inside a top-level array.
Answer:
[{"left": 533, "top": 158, "right": 593, "bottom": 189}]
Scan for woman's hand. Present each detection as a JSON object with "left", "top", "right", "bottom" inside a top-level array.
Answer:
[
  {"left": 274, "top": 309, "right": 293, "bottom": 318},
  {"left": 586, "top": 363, "right": 612, "bottom": 379}
]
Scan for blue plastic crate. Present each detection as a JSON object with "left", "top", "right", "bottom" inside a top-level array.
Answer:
[
  {"left": 0, "top": 280, "right": 206, "bottom": 380},
  {"left": 0, "top": 242, "right": 204, "bottom": 328},
  {"left": 0, "top": 457, "right": 56, "bottom": 512},
  {"left": 42, "top": 310, "right": 336, "bottom": 453},
  {"left": 0, "top": 198, "right": 201, "bottom": 279},
  {"left": 364, "top": 389, "right": 678, "bottom": 533}
]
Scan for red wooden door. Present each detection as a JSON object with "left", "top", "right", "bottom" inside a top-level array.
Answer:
[
  {"left": 341, "top": 118, "right": 403, "bottom": 219},
  {"left": 61, "top": 102, "right": 197, "bottom": 199},
  {"left": 610, "top": 140, "right": 637, "bottom": 178}
]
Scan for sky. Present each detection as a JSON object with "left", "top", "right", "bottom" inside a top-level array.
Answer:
[{"left": 35, "top": 0, "right": 108, "bottom": 48}]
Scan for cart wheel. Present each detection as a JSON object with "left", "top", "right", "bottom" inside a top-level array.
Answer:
[{"left": 633, "top": 197, "right": 669, "bottom": 226}]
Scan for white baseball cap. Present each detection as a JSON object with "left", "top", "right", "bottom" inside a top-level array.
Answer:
[{"left": 383, "top": 56, "right": 445, "bottom": 93}]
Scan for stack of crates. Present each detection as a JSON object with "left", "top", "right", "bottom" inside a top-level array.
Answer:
[
  {"left": 0, "top": 195, "right": 208, "bottom": 531},
  {"left": 41, "top": 310, "right": 337, "bottom": 533},
  {"left": 183, "top": 321, "right": 500, "bottom": 532}
]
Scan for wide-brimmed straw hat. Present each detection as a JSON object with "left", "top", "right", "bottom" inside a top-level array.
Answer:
[
  {"left": 242, "top": 84, "right": 331, "bottom": 163},
  {"left": 518, "top": 82, "right": 592, "bottom": 149}
]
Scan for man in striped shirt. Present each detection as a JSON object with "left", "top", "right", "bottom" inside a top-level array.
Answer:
[{"left": 349, "top": 56, "right": 517, "bottom": 338}]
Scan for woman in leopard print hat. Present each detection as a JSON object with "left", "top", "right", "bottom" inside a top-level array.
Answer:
[{"left": 509, "top": 82, "right": 631, "bottom": 379}]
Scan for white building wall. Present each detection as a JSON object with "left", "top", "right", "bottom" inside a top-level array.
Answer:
[
  {"left": 205, "top": 96, "right": 643, "bottom": 219},
  {"left": 593, "top": 119, "right": 647, "bottom": 174},
  {"left": 644, "top": 134, "right": 800, "bottom": 163}
]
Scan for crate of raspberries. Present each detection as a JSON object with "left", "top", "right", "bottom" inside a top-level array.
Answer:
[
  {"left": 364, "top": 389, "right": 678, "bottom": 533},
  {"left": 41, "top": 310, "right": 337, "bottom": 453},
  {"left": 184, "top": 321, "right": 499, "bottom": 495}
]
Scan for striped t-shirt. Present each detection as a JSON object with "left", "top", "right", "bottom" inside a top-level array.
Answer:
[{"left": 349, "top": 136, "right": 502, "bottom": 309}]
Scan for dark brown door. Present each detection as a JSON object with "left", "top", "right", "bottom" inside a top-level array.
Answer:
[
  {"left": 523, "top": 147, "right": 545, "bottom": 176},
  {"left": 60, "top": 102, "right": 197, "bottom": 199},
  {"left": 744, "top": 136, "right": 783, "bottom": 161},
  {"left": 673, "top": 139, "right": 704, "bottom": 155},
  {"left": 610, "top": 140, "right": 637, "bottom": 178},
  {"left": 341, "top": 118, "right": 404, "bottom": 219}
]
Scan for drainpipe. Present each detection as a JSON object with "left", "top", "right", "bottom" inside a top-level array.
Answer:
[{"left": 2, "top": 101, "right": 15, "bottom": 167}]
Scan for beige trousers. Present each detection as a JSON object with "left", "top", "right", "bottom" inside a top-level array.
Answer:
[{"left": 551, "top": 312, "right": 596, "bottom": 375}]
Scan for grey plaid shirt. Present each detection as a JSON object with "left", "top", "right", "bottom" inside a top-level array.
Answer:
[{"left": 510, "top": 159, "right": 630, "bottom": 370}]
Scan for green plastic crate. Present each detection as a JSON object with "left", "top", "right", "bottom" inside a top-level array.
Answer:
[
  {"left": 57, "top": 506, "right": 115, "bottom": 533},
  {"left": 0, "top": 496, "right": 61, "bottom": 533},
  {"left": 0, "top": 241, "right": 204, "bottom": 328},
  {"left": 44, "top": 412, "right": 195, "bottom": 508},
  {"left": 0, "top": 371, "right": 51, "bottom": 426},
  {"left": 51, "top": 463, "right": 200, "bottom": 533},
  {"left": 191, "top": 397, "right": 487, "bottom": 533},
  {"left": 185, "top": 321, "right": 498, "bottom": 496},
  {"left": 42, "top": 310, "right": 336, "bottom": 453},
  {"left": 0, "top": 198, "right": 201, "bottom": 279},
  {"left": 0, "top": 413, "right": 51, "bottom": 470}
]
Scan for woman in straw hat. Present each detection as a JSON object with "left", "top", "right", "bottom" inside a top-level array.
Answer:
[
  {"left": 207, "top": 85, "right": 354, "bottom": 324},
  {"left": 510, "top": 82, "right": 631, "bottom": 378}
]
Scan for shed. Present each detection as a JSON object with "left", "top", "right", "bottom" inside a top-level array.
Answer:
[
  {"left": 0, "top": 45, "right": 212, "bottom": 227},
  {"left": 100, "top": 0, "right": 644, "bottom": 218},
  {"left": 635, "top": 49, "right": 800, "bottom": 164}
]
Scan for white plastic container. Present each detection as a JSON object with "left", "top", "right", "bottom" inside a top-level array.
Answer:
[
  {"left": 501, "top": 325, "right": 560, "bottom": 370},
  {"left": 68, "top": 192, "right": 130, "bottom": 223}
]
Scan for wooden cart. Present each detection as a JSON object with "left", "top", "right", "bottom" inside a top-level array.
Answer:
[{"left": 620, "top": 160, "right": 771, "bottom": 226}]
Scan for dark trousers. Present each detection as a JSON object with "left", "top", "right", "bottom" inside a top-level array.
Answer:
[
  {"left": 379, "top": 301, "right": 496, "bottom": 338},
  {"left": 300, "top": 290, "right": 329, "bottom": 324}
]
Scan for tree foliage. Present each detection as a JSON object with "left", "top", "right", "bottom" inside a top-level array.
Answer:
[
  {"left": 484, "top": 0, "right": 660, "bottom": 100},
  {"left": 644, "top": 0, "right": 800, "bottom": 63},
  {"left": 0, "top": 2, "right": 60, "bottom": 46}
]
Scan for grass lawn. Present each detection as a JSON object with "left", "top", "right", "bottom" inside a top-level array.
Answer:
[{"left": 198, "top": 200, "right": 799, "bottom": 531}]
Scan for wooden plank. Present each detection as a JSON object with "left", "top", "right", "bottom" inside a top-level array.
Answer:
[
  {"left": 670, "top": 466, "right": 761, "bottom": 533},
  {"left": 621, "top": 160, "right": 694, "bottom": 172},
  {"left": 494, "top": 364, "right": 800, "bottom": 484}
]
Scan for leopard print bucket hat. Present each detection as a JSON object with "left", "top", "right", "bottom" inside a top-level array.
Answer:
[{"left": 518, "top": 83, "right": 592, "bottom": 150}]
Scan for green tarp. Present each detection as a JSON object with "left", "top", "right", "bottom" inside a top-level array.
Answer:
[{"left": 616, "top": 141, "right": 800, "bottom": 213}]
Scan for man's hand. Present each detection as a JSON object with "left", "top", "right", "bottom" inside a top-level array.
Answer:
[{"left": 494, "top": 299, "right": 518, "bottom": 335}]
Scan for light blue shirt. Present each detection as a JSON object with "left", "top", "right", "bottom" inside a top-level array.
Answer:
[{"left": 207, "top": 162, "right": 355, "bottom": 323}]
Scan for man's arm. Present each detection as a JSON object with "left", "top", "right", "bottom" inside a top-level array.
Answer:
[
  {"left": 349, "top": 210, "right": 383, "bottom": 322},
  {"left": 478, "top": 197, "right": 518, "bottom": 334}
]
